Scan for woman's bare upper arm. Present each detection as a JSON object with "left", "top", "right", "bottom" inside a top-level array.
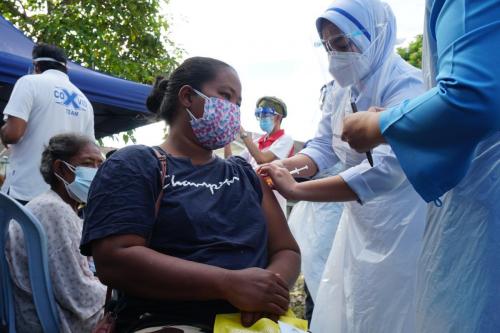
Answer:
[
  {"left": 258, "top": 177, "right": 300, "bottom": 256},
  {"left": 91, "top": 234, "right": 146, "bottom": 268}
]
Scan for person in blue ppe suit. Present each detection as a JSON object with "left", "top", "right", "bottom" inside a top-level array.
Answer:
[
  {"left": 341, "top": 0, "right": 500, "bottom": 332},
  {"left": 259, "top": 1, "right": 427, "bottom": 332}
]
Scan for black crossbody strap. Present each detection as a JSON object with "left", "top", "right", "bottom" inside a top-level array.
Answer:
[{"left": 151, "top": 146, "right": 167, "bottom": 219}]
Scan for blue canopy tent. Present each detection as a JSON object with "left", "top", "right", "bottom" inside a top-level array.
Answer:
[{"left": 0, "top": 15, "right": 156, "bottom": 139}]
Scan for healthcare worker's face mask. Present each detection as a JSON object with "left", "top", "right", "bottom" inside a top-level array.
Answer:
[
  {"left": 55, "top": 161, "right": 97, "bottom": 204},
  {"left": 326, "top": 24, "right": 388, "bottom": 88},
  {"left": 255, "top": 106, "right": 279, "bottom": 134},
  {"left": 259, "top": 117, "right": 275, "bottom": 134},
  {"left": 328, "top": 51, "right": 370, "bottom": 87},
  {"left": 186, "top": 88, "right": 241, "bottom": 150}
]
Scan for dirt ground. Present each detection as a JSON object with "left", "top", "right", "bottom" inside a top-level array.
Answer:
[{"left": 290, "top": 274, "right": 306, "bottom": 319}]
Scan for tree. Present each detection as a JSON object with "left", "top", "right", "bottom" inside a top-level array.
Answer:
[
  {"left": 397, "top": 34, "right": 423, "bottom": 69},
  {"left": 1, "top": 0, "right": 181, "bottom": 84}
]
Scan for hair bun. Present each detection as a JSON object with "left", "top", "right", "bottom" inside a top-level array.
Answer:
[
  {"left": 158, "top": 78, "right": 169, "bottom": 91},
  {"left": 146, "top": 75, "right": 169, "bottom": 113}
]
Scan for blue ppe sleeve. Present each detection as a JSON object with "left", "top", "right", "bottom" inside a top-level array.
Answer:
[{"left": 380, "top": 0, "right": 500, "bottom": 202}]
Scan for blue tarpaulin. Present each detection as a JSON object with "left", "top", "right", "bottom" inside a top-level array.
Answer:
[{"left": 0, "top": 14, "right": 156, "bottom": 138}]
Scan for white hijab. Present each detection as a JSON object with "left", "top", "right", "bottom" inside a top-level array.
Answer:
[{"left": 316, "top": 0, "right": 402, "bottom": 107}]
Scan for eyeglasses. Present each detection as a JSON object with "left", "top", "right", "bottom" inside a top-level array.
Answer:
[
  {"left": 255, "top": 106, "right": 278, "bottom": 119},
  {"left": 320, "top": 30, "right": 365, "bottom": 53}
]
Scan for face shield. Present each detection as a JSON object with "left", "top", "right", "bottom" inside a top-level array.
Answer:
[
  {"left": 321, "top": 29, "right": 365, "bottom": 53},
  {"left": 255, "top": 106, "right": 279, "bottom": 120},
  {"left": 323, "top": 23, "right": 387, "bottom": 88}
]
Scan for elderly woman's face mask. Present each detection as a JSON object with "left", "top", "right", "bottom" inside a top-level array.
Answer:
[{"left": 54, "top": 161, "right": 97, "bottom": 203}]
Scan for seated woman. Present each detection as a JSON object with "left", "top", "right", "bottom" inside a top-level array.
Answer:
[
  {"left": 6, "top": 133, "right": 106, "bottom": 333},
  {"left": 80, "top": 57, "right": 301, "bottom": 332}
]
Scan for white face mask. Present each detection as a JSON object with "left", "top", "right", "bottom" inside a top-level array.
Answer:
[
  {"left": 54, "top": 161, "right": 97, "bottom": 203},
  {"left": 328, "top": 51, "right": 371, "bottom": 87}
]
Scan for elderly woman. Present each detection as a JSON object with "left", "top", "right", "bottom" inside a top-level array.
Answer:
[
  {"left": 260, "top": 1, "right": 428, "bottom": 332},
  {"left": 6, "top": 133, "right": 106, "bottom": 333}
]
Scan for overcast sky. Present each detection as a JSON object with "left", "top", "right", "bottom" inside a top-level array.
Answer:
[{"left": 108, "top": 0, "right": 425, "bottom": 148}]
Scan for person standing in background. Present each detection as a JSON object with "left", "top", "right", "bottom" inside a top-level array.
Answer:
[
  {"left": 225, "top": 96, "right": 294, "bottom": 213},
  {"left": 0, "top": 43, "right": 95, "bottom": 204}
]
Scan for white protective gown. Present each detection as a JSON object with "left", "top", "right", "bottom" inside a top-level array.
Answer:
[{"left": 302, "top": 1, "right": 428, "bottom": 332}]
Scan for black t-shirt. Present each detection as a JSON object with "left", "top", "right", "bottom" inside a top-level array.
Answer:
[{"left": 80, "top": 145, "right": 268, "bottom": 326}]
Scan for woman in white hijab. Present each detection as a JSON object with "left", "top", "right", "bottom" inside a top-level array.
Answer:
[{"left": 260, "top": 1, "right": 427, "bottom": 332}]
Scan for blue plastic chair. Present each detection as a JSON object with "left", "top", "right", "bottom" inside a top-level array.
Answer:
[{"left": 0, "top": 192, "right": 59, "bottom": 333}]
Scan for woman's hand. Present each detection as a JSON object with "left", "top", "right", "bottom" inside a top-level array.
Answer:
[
  {"left": 257, "top": 163, "right": 300, "bottom": 200},
  {"left": 342, "top": 107, "right": 386, "bottom": 152},
  {"left": 240, "top": 312, "right": 262, "bottom": 327},
  {"left": 240, "top": 311, "right": 280, "bottom": 327},
  {"left": 222, "top": 268, "right": 290, "bottom": 317},
  {"left": 269, "top": 159, "right": 285, "bottom": 168}
]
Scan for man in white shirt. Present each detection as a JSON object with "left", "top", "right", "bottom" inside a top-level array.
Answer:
[
  {"left": 0, "top": 43, "right": 95, "bottom": 204},
  {"left": 238, "top": 96, "right": 294, "bottom": 167},
  {"left": 225, "top": 96, "right": 294, "bottom": 213}
]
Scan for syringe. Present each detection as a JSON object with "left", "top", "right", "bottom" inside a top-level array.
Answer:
[
  {"left": 289, "top": 165, "right": 309, "bottom": 176},
  {"left": 264, "top": 165, "right": 309, "bottom": 187}
]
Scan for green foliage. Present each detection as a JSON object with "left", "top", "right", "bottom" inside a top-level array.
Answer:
[
  {"left": 1, "top": 0, "right": 181, "bottom": 84},
  {"left": 122, "top": 129, "right": 137, "bottom": 145},
  {"left": 397, "top": 34, "right": 423, "bottom": 69},
  {"left": 96, "top": 129, "right": 136, "bottom": 147}
]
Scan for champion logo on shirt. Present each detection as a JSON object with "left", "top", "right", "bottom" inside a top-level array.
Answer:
[
  {"left": 53, "top": 87, "right": 88, "bottom": 115},
  {"left": 163, "top": 174, "right": 240, "bottom": 195}
]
